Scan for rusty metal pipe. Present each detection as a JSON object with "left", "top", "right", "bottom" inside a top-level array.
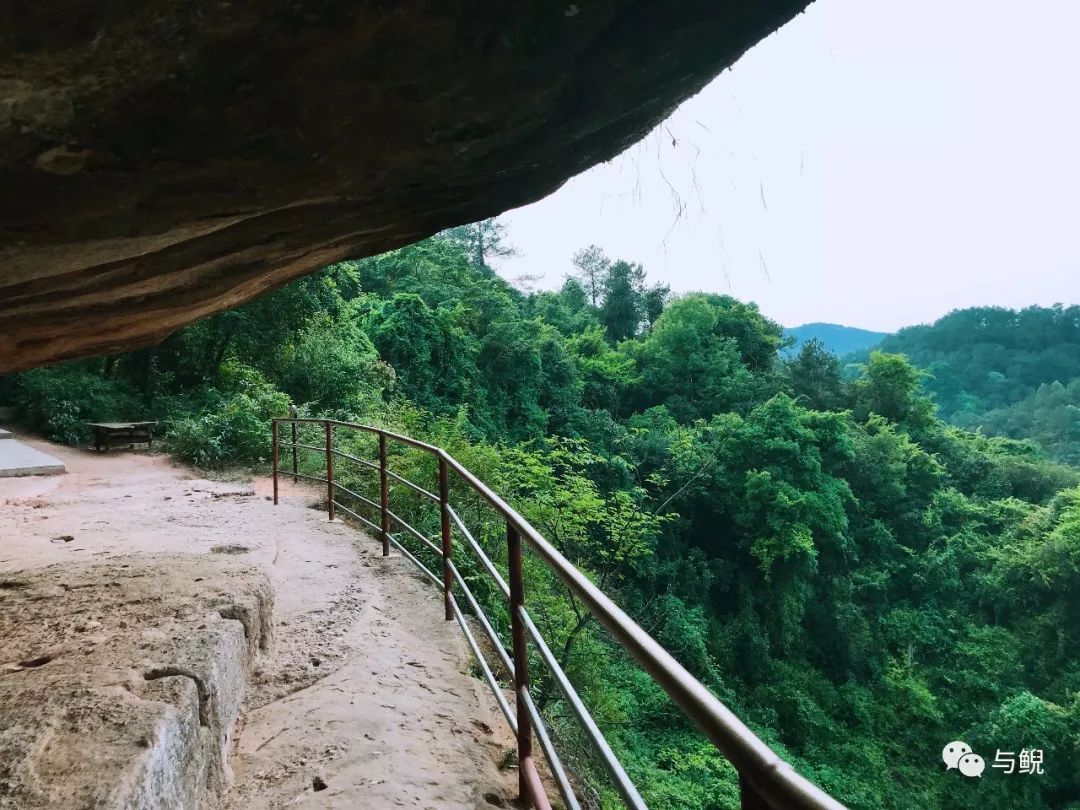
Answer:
[
  {"left": 291, "top": 421, "right": 298, "bottom": 482},
  {"left": 521, "top": 686, "right": 581, "bottom": 810},
  {"left": 521, "top": 757, "right": 551, "bottom": 810},
  {"left": 741, "top": 774, "right": 772, "bottom": 810},
  {"left": 324, "top": 421, "right": 335, "bottom": 521},
  {"left": 519, "top": 607, "right": 646, "bottom": 810},
  {"left": 446, "top": 504, "right": 510, "bottom": 600},
  {"left": 271, "top": 419, "right": 279, "bottom": 505},
  {"left": 328, "top": 447, "right": 381, "bottom": 473},
  {"left": 280, "top": 441, "right": 325, "bottom": 453},
  {"left": 330, "top": 481, "right": 380, "bottom": 512},
  {"left": 449, "top": 594, "right": 518, "bottom": 735},
  {"left": 385, "top": 510, "right": 443, "bottom": 557},
  {"left": 378, "top": 432, "right": 390, "bottom": 556},
  {"left": 387, "top": 467, "right": 438, "bottom": 501},
  {"left": 507, "top": 522, "right": 534, "bottom": 807},
  {"left": 446, "top": 558, "right": 514, "bottom": 676},
  {"left": 386, "top": 533, "right": 441, "bottom": 586},
  {"left": 439, "top": 457, "right": 453, "bottom": 621},
  {"left": 438, "top": 448, "right": 845, "bottom": 810},
  {"left": 332, "top": 500, "right": 382, "bottom": 536}
]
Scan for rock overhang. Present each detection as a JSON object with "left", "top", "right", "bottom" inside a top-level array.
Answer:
[{"left": 0, "top": 1, "right": 811, "bottom": 372}]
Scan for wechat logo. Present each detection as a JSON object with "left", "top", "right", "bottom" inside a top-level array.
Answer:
[{"left": 942, "top": 741, "right": 985, "bottom": 778}]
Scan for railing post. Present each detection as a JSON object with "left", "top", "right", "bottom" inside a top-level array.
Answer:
[
  {"left": 740, "top": 774, "right": 770, "bottom": 810},
  {"left": 291, "top": 421, "right": 298, "bottom": 483},
  {"left": 507, "top": 521, "right": 533, "bottom": 807},
  {"left": 439, "top": 456, "right": 453, "bottom": 621},
  {"left": 325, "top": 421, "right": 335, "bottom": 521},
  {"left": 378, "top": 433, "right": 390, "bottom": 556},
  {"left": 271, "top": 419, "right": 279, "bottom": 506}
]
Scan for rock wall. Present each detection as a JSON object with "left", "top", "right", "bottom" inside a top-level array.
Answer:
[{"left": 0, "top": 1, "right": 810, "bottom": 372}]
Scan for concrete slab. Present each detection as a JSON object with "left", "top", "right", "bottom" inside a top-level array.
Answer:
[{"left": 0, "top": 438, "right": 65, "bottom": 476}]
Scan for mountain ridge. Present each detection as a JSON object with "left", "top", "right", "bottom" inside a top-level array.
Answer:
[{"left": 784, "top": 322, "right": 888, "bottom": 356}]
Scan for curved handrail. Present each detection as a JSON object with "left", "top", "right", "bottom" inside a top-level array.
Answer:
[{"left": 271, "top": 418, "right": 846, "bottom": 810}]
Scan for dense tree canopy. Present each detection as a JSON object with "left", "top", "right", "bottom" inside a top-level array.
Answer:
[
  {"left": 853, "top": 305, "right": 1080, "bottom": 464},
  {"left": 3, "top": 230, "right": 1078, "bottom": 809}
]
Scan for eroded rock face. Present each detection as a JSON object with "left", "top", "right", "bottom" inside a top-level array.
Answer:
[
  {"left": 0, "top": 556, "right": 273, "bottom": 809},
  {"left": 0, "top": 1, "right": 809, "bottom": 372}
]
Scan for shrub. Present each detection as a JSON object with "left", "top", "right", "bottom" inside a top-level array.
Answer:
[
  {"left": 11, "top": 365, "right": 141, "bottom": 445},
  {"left": 164, "top": 362, "right": 288, "bottom": 468}
]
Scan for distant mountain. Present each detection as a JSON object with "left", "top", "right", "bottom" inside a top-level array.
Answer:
[
  {"left": 853, "top": 305, "right": 1080, "bottom": 464},
  {"left": 870, "top": 304, "right": 1080, "bottom": 419},
  {"left": 784, "top": 323, "right": 888, "bottom": 356}
]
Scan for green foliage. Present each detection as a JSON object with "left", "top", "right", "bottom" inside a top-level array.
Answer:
[
  {"left": 527, "top": 277, "right": 598, "bottom": 336},
  {"left": 633, "top": 293, "right": 783, "bottom": 421},
  {"left": 164, "top": 363, "right": 288, "bottom": 468},
  {"left": 786, "top": 338, "right": 845, "bottom": 411},
  {"left": 860, "top": 305, "right": 1080, "bottom": 463},
  {"left": 365, "top": 292, "right": 478, "bottom": 415},
  {"left": 979, "top": 380, "right": 1080, "bottom": 466},
  {"left": 442, "top": 218, "right": 516, "bottom": 272},
  {"left": 11, "top": 363, "right": 141, "bottom": 444},
  {"left": 852, "top": 351, "right": 935, "bottom": 427},
  {"left": 601, "top": 260, "right": 648, "bottom": 341},
  {"left": 572, "top": 244, "right": 610, "bottom": 307},
  {"left": 566, "top": 326, "right": 638, "bottom": 413},
  {"left": 572, "top": 245, "right": 669, "bottom": 341},
  {"left": 11, "top": 227, "right": 1080, "bottom": 810},
  {"left": 281, "top": 310, "right": 391, "bottom": 412}
]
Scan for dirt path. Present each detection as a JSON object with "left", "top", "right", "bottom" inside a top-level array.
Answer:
[{"left": 0, "top": 435, "right": 517, "bottom": 809}]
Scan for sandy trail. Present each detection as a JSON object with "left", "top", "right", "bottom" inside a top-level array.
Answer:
[{"left": 0, "top": 434, "right": 517, "bottom": 809}]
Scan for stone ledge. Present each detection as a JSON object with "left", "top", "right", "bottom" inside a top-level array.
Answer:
[{"left": 0, "top": 555, "right": 273, "bottom": 809}]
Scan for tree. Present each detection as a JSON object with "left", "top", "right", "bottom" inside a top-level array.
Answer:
[
  {"left": 571, "top": 247, "right": 668, "bottom": 341},
  {"left": 365, "top": 293, "right": 479, "bottom": 417},
  {"left": 477, "top": 319, "right": 582, "bottom": 440},
  {"left": 786, "top": 338, "right": 845, "bottom": 411},
  {"left": 977, "top": 380, "right": 1080, "bottom": 465},
  {"left": 567, "top": 326, "right": 638, "bottom": 414},
  {"left": 634, "top": 293, "right": 783, "bottom": 421},
  {"left": 641, "top": 283, "right": 671, "bottom": 330},
  {"left": 600, "top": 260, "right": 647, "bottom": 341},
  {"left": 526, "top": 277, "right": 598, "bottom": 336},
  {"left": 867, "top": 304, "right": 1080, "bottom": 433},
  {"left": 443, "top": 218, "right": 517, "bottom": 273},
  {"left": 280, "top": 310, "right": 390, "bottom": 412},
  {"left": 852, "top": 352, "right": 935, "bottom": 427},
  {"left": 571, "top": 244, "right": 611, "bottom": 306}
]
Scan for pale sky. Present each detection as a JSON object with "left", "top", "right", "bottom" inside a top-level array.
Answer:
[{"left": 496, "top": 0, "right": 1080, "bottom": 332}]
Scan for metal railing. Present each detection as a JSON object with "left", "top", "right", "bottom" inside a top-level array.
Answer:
[{"left": 271, "top": 418, "right": 846, "bottom": 810}]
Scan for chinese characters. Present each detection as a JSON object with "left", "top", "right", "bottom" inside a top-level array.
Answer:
[{"left": 992, "top": 749, "right": 1044, "bottom": 776}]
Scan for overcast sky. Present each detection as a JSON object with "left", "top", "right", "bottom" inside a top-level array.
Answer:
[{"left": 496, "top": 0, "right": 1080, "bottom": 332}]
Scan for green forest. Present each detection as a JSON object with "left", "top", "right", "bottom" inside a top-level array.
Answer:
[
  {"left": 850, "top": 305, "right": 1080, "bottom": 466},
  {"left": 2, "top": 225, "right": 1079, "bottom": 810}
]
